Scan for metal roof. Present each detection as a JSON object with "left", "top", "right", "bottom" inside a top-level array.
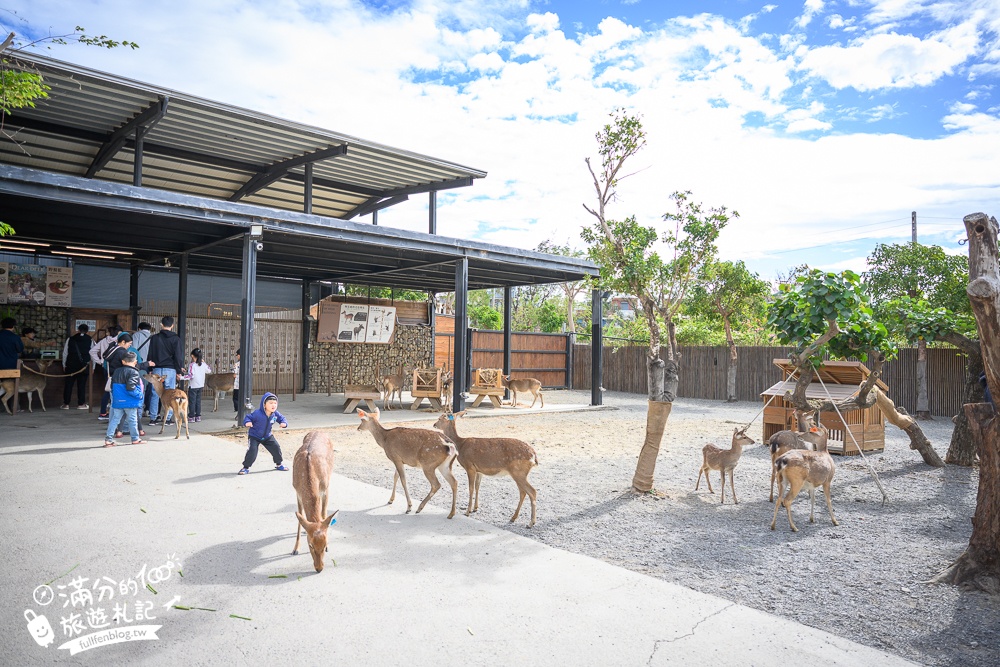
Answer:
[
  {"left": 0, "top": 52, "right": 486, "bottom": 219},
  {"left": 0, "top": 53, "right": 598, "bottom": 292}
]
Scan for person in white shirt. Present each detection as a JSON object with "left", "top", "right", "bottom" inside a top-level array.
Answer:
[{"left": 185, "top": 348, "right": 212, "bottom": 422}]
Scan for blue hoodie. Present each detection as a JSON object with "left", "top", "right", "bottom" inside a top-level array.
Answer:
[{"left": 243, "top": 392, "right": 287, "bottom": 440}]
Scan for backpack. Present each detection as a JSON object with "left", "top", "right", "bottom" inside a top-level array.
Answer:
[{"left": 102, "top": 342, "right": 119, "bottom": 373}]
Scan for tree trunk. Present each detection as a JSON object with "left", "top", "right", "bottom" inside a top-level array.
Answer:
[
  {"left": 915, "top": 338, "right": 931, "bottom": 419},
  {"left": 932, "top": 403, "right": 1000, "bottom": 593},
  {"left": 935, "top": 211, "right": 1000, "bottom": 591},
  {"left": 631, "top": 355, "right": 679, "bottom": 492},
  {"left": 948, "top": 351, "right": 984, "bottom": 466},
  {"left": 724, "top": 316, "right": 737, "bottom": 402},
  {"left": 873, "top": 389, "right": 945, "bottom": 467}
]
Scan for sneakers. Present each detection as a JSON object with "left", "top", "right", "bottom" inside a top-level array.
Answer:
[
  {"left": 61, "top": 404, "right": 69, "bottom": 410},
  {"left": 77, "top": 404, "right": 89, "bottom": 410},
  {"left": 274, "top": 464, "right": 289, "bottom": 472},
  {"left": 165, "top": 419, "right": 175, "bottom": 426},
  {"left": 149, "top": 416, "right": 162, "bottom": 426},
  {"left": 194, "top": 416, "right": 202, "bottom": 423},
  {"left": 237, "top": 468, "right": 250, "bottom": 475},
  {"left": 98, "top": 414, "right": 109, "bottom": 422}
]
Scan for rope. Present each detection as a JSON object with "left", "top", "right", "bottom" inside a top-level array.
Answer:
[
  {"left": 740, "top": 368, "right": 800, "bottom": 433},
  {"left": 815, "top": 372, "right": 889, "bottom": 504},
  {"left": 15, "top": 365, "right": 89, "bottom": 379}
]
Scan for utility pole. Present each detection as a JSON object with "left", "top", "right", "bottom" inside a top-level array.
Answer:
[{"left": 912, "top": 211, "right": 917, "bottom": 244}]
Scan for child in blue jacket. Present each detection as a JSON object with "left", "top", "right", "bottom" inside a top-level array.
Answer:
[
  {"left": 105, "top": 352, "right": 146, "bottom": 447},
  {"left": 238, "top": 392, "right": 288, "bottom": 474}
]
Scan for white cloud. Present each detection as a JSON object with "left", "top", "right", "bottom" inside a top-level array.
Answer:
[{"left": 796, "top": 0, "right": 826, "bottom": 29}]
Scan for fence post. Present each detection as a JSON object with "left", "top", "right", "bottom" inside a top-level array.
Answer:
[
  {"left": 565, "top": 333, "right": 572, "bottom": 390},
  {"left": 274, "top": 359, "right": 280, "bottom": 395},
  {"left": 292, "top": 354, "right": 297, "bottom": 401}
]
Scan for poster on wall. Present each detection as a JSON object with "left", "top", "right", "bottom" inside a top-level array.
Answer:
[
  {"left": 0, "top": 262, "right": 7, "bottom": 304},
  {"left": 7, "top": 264, "right": 47, "bottom": 305},
  {"left": 45, "top": 266, "right": 73, "bottom": 307},
  {"left": 75, "top": 320, "right": 98, "bottom": 336},
  {"left": 315, "top": 301, "right": 397, "bottom": 344}
]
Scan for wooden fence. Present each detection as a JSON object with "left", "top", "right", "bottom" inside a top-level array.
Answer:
[
  {"left": 140, "top": 301, "right": 303, "bottom": 395},
  {"left": 573, "top": 344, "right": 970, "bottom": 416}
]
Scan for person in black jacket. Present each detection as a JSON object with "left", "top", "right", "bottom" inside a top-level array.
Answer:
[
  {"left": 62, "top": 323, "right": 93, "bottom": 409},
  {"left": 147, "top": 316, "right": 185, "bottom": 425}
]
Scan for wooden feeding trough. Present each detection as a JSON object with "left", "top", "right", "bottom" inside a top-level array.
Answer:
[
  {"left": 341, "top": 353, "right": 381, "bottom": 414},
  {"left": 409, "top": 367, "right": 444, "bottom": 411},
  {"left": 470, "top": 368, "right": 504, "bottom": 408},
  {"left": 761, "top": 359, "right": 888, "bottom": 456}
]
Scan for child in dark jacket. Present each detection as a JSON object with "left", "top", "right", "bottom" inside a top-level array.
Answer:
[
  {"left": 105, "top": 352, "right": 146, "bottom": 447},
  {"left": 238, "top": 392, "right": 288, "bottom": 474}
]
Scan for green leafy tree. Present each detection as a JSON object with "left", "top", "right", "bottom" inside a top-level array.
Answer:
[
  {"left": 467, "top": 290, "right": 502, "bottom": 330},
  {"left": 689, "top": 260, "right": 770, "bottom": 401},
  {"left": 768, "top": 269, "right": 943, "bottom": 466},
  {"left": 581, "top": 109, "right": 735, "bottom": 492},
  {"left": 344, "top": 284, "right": 427, "bottom": 301},
  {"left": 865, "top": 243, "right": 969, "bottom": 418},
  {"left": 537, "top": 240, "right": 588, "bottom": 335}
]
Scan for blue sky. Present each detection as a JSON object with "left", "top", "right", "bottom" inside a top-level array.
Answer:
[{"left": 4, "top": 1, "right": 999, "bottom": 281}]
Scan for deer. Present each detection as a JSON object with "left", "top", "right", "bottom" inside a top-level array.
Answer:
[
  {"left": 376, "top": 363, "right": 405, "bottom": 411},
  {"left": 770, "top": 441, "right": 839, "bottom": 533},
  {"left": 146, "top": 374, "right": 191, "bottom": 440},
  {"left": 767, "top": 411, "right": 829, "bottom": 502},
  {"left": 693, "top": 426, "right": 756, "bottom": 504},
  {"left": 433, "top": 410, "right": 539, "bottom": 527},
  {"left": 440, "top": 370, "right": 453, "bottom": 410},
  {"left": 0, "top": 359, "right": 52, "bottom": 414},
  {"left": 501, "top": 374, "right": 544, "bottom": 409},
  {"left": 205, "top": 371, "right": 236, "bottom": 412},
  {"left": 356, "top": 408, "right": 458, "bottom": 518},
  {"left": 292, "top": 431, "right": 338, "bottom": 572}
]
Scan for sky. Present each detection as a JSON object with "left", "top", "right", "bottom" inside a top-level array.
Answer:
[{"left": 4, "top": 1, "right": 1000, "bottom": 282}]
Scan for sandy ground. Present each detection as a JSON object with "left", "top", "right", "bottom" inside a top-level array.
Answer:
[{"left": 230, "top": 389, "right": 997, "bottom": 667}]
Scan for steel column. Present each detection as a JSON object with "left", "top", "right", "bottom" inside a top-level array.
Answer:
[
  {"left": 428, "top": 191, "right": 437, "bottom": 234},
  {"left": 301, "top": 279, "right": 311, "bottom": 392},
  {"left": 304, "top": 163, "right": 313, "bottom": 214},
  {"left": 129, "top": 264, "right": 139, "bottom": 330},
  {"left": 177, "top": 253, "right": 189, "bottom": 344},
  {"left": 503, "top": 285, "right": 512, "bottom": 400},
  {"left": 591, "top": 288, "right": 603, "bottom": 406},
  {"left": 452, "top": 257, "right": 468, "bottom": 411},
  {"left": 133, "top": 127, "right": 143, "bottom": 186},
  {"left": 238, "top": 231, "right": 260, "bottom": 423}
]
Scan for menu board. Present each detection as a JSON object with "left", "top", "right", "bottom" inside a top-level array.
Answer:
[
  {"left": 0, "top": 264, "right": 73, "bottom": 306},
  {"left": 45, "top": 266, "right": 73, "bottom": 307},
  {"left": 316, "top": 301, "right": 396, "bottom": 344}
]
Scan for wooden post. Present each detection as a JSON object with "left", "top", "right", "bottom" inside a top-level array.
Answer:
[
  {"left": 292, "top": 353, "right": 297, "bottom": 401},
  {"left": 274, "top": 359, "right": 280, "bottom": 395},
  {"left": 13, "top": 359, "right": 20, "bottom": 414},
  {"left": 88, "top": 362, "right": 94, "bottom": 413}
]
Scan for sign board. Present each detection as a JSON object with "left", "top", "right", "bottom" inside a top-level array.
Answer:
[
  {"left": 45, "top": 266, "right": 73, "bottom": 307},
  {"left": 0, "top": 262, "right": 7, "bottom": 304},
  {"left": 0, "top": 264, "right": 72, "bottom": 307},
  {"left": 316, "top": 301, "right": 397, "bottom": 344}
]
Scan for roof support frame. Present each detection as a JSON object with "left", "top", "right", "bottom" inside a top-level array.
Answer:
[
  {"left": 86, "top": 96, "right": 169, "bottom": 178},
  {"left": 346, "top": 194, "right": 409, "bottom": 219},
  {"left": 229, "top": 144, "right": 348, "bottom": 202}
]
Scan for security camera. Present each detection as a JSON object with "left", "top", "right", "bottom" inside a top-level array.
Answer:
[{"left": 254, "top": 241, "right": 264, "bottom": 252}]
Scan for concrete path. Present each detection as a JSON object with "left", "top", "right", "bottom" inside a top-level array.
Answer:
[{"left": 0, "top": 402, "right": 916, "bottom": 666}]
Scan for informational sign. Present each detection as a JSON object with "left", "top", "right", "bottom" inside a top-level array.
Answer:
[
  {"left": 0, "top": 264, "right": 72, "bottom": 306},
  {"left": 316, "top": 301, "right": 397, "bottom": 344},
  {"left": 75, "top": 320, "right": 98, "bottom": 335}
]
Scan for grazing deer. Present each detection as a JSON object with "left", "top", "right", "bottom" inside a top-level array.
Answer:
[
  {"left": 205, "top": 371, "right": 236, "bottom": 412},
  {"left": 767, "top": 411, "right": 829, "bottom": 502},
  {"left": 377, "top": 363, "right": 405, "bottom": 411},
  {"left": 292, "top": 431, "right": 338, "bottom": 572},
  {"left": 501, "top": 374, "right": 544, "bottom": 408},
  {"left": 433, "top": 410, "right": 539, "bottom": 527},
  {"left": 694, "top": 426, "right": 756, "bottom": 504},
  {"left": 770, "top": 444, "right": 839, "bottom": 533},
  {"left": 356, "top": 408, "right": 457, "bottom": 518},
  {"left": 0, "top": 359, "right": 52, "bottom": 413},
  {"left": 146, "top": 374, "right": 190, "bottom": 440}
]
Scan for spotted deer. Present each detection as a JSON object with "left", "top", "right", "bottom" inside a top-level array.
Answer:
[
  {"left": 146, "top": 374, "right": 190, "bottom": 440},
  {"left": 694, "top": 426, "right": 756, "bottom": 504},
  {"left": 770, "top": 442, "right": 839, "bottom": 533},
  {"left": 767, "top": 411, "right": 829, "bottom": 502},
  {"left": 292, "top": 431, "right": 338, "bottom": 572},
  {"left": 501, "top": 374, "right": 544, "bottom": 408},
  {"left": 0, "top": 359, "right": 52, "bottom": 413},
  {"left": 376, "top": 363, "right": 405, "bottom": 411}
]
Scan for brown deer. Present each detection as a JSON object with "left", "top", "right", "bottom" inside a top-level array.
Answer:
[
  {"left": 376, "top": 363, "right": 405, "bottom": 411},
  {"left": 292, "top": 431, "right": 338, "bottom": 572},
  {"left": 767, "top": 411, "right": 829, "bottom": 502},
  {"left": 433, "top": 410, "right": 539, "bottom": 527},
  {"left": 205, "top": 371, "right": 236, "bottom": 412},
  {"left": 356, "top": 408, "right": 458, "bottom": 518},
  {"left": 770, "top": 444, "right": 839, "bottom": 533},
  {"left": 694, "top": 426, "right": 756, "bottom": 504},
  {"left": 0, "top": 359, "right": 52, "bottom": 413},
  {"left": 501, "top": 374, "right": 544, "bottom": 408},
  {"left": 440, "top": 370, "right": 453, "bottom": 410},
  {"left": 146, "top": 374, "right": 190, "bottom": 440}
]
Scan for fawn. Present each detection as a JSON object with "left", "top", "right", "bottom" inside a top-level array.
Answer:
[
  {"left": 0, "top": 359, "right": 52, "bottom": 413},
  {"left": 440, "top": 370, "right": 453, "bottom": 410},
  {"left": 694, "top": 426, "right": 756, "bottom": 504},
  {"left": 433, "top": 410, "right": 539, "bottom": 527},
  {"left": 767, "top": 411, "right": 829, "bottom": 502},
  {"left": 501, "top": 374, "right": 544, "bottom": 408},
  {"left": 356, "top": 408, "right": 458, "bottom": 518},
  {"left": 377, "top": 363, "right": 405, "bottom": 411},
  {"left": 146, "top": 374, "right": 190, "bottom": 439},
  {"left": 292, "top": 431, "right": 338, "bottom": 572},
  {"left": 770, "top": 443, "right": 839, "bottom": 533}
]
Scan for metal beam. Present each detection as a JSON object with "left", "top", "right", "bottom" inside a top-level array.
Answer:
[
  {"left": 142, "top": 232, "right": 245, "bottom": 267},
  {"left": 592, "top": 288, "right": 603, "bottom": 406},
  {"left": 86, "top": 97, "right": 169, "bottom": 178},
  {"left": 133, "top": 126, "right": 144, "bottom": 186},
  {"left": 428, "top": 191, "right": 437, "bottom": 234},
  {"left": 303, "top": 163, "right": 313, "bottom": 214},
  {"left": 301, "top": 280, "right": 311, "bottom": 393},
  {"left": 503, "top": 286, "right": 512, "bottom": 401},
  {"left": 330, "top": 259, "right": 456, "bottom": 285},
  {"left": 229, "top": 145, "right": 347, "bottom": 202},
  {"left": 129, "top": 265, "right": 140, "bottom": 330},
  {"left": 453, "top": 257, "right": 468, "bottom": 412},
  {"left": 346, "top": 194, "right": 409, "bottom": 220},
  {"left": 237, "top": 230, "right": 260, "bottom": 423},
  {"left": 380, "top": 176, "right": 474, "bottom": 198},
  {"left": 178, "top": 253, "right": 189, "bottom": 344}
]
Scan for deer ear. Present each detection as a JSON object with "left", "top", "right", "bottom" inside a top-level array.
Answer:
[
  {"left": 295, "top": 511, "right": 310, "bottom": 529},
  {"left": 357, "top": 409, "right": 367, "bottom": 418}
]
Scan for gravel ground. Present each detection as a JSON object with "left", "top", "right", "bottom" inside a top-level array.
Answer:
[{"left": 263, "top": 390, "right": 997, "bottom": 667}]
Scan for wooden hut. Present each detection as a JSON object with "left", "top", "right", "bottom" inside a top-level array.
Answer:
[{"left": 761, "top": 359, "right": 888, "bottom": 455}]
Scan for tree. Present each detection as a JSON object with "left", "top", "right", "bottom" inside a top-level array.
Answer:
[
  {"left": 537, "top": 240, "right": 588, "bottom": 336},
  {"left": 581, "top": 109, "right": 735, "bottom": 492},
  {"left": 689, "top": 260, "right": 770, "bottom": 401},
  {"left": 767, "top": 269, "right": 943, "bottom": 467},
  {"left": 467, "top": 290, "right": 502, "bottom": 330},
  {"left": 933, "top": 212, "right": 1000, "bottom": 594},
  {"left": 865, "top": 243, "right": 970, "bottom": 419},
  {"left": 883, "top": 296, "right": 981, "bottom": 466}
]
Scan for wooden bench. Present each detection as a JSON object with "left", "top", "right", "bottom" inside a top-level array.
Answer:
[
  {"left": 343, "top": 384, "right": 381, "bottom": 414},
  {"left": 469, "top": 368, "right": 504, "bottom": 408}
]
